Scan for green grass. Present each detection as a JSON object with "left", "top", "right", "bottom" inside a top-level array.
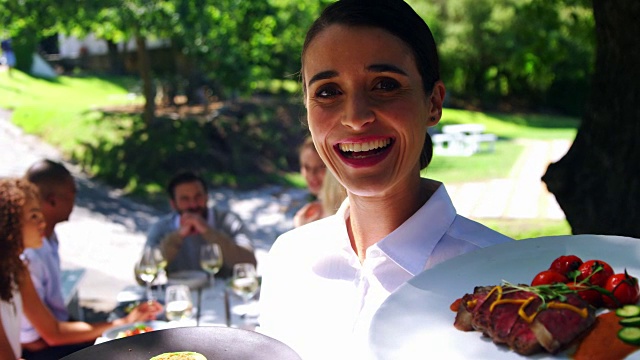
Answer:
[
  {"left": 423, "top": 141, "right": 525, "bottom": 183},
  {"left": 0, "top": 70, "right": 141, "bottom": 154},
  {"left": 442, "top": 108, "right": 579, "bottom": 140},
  {"left": 421, "top": 109, "right": 578, "bottom": 183},
  {"left": 480, "top": 218, "right": 573, "bottom": 240}
]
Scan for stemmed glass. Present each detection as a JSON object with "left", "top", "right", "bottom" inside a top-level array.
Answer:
[
  {"left": 164, "top": 284, "right": 194, "bottom": 323},
  {"left": 135, "top": 245, "right": 160, "bottom": 301},
  {"left": 230, "top": 263, "right": 260, "bottom": 317},
  {"left": 151, "top": 246, "right": 167, "bottom": 288},
  {"left": 200, "top": 243, "right": 223, "bottom": 286}
]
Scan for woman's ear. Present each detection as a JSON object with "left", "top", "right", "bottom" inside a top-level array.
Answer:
[
  {"left": 45, "top": 193, "right": 57, "bottom": 207},
  {"left": 428, "top": 81, "right": 446, "bottom": 126}
]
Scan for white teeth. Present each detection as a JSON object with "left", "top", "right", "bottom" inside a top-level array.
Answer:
[{"left": 339, "top": 138, "right": 391, "bottom": 152}]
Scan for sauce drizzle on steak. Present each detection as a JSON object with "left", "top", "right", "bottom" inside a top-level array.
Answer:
[{"left": 452, "top": 284, "right": 596, "bottom": 356}]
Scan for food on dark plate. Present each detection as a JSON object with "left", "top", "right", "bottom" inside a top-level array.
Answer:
[
  {"left": 149, "top": 351, "right": 207, "bottom": 360},
  {"left": 117, "top": 323, "right": 154, "bottom": 338},
  {"left": 453, "top": 284, "right": 596, "bottom": 355}
]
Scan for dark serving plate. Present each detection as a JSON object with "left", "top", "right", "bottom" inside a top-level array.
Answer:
[{"left": 61, "top": 326, "right": 301, "bottom": 360}]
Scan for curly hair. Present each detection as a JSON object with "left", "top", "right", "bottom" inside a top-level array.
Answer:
[{"left": 0, "top": 178, "right": 39, "bottom": 303}]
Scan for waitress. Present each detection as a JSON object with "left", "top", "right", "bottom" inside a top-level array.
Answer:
[{"left": 258, "top": 1, "right": 512, "bottom": 359}]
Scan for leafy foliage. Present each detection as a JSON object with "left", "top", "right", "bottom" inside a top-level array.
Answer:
[
  {"left": 1, "top": 0, "right": 593, "bottom": 115},
  {"left": 77, "top": 97, "right": 310, "bottom": 193},
  {"left": 410, "top": 0, "right": 594, "bottom": 115}
]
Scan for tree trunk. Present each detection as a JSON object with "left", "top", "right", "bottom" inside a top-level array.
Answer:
[
  {"left": 542, "top": 0, "right": 640, "bottom": 237},
  {"left": 106, "top": 40, "right": 123, "bottom": 75},
  {"left": 135, "top": 35, "right": 155, "bottom": 125}
]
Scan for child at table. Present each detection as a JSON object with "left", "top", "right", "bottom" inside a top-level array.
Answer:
[{"left": 0, "top": 178, "right": 163, "bottom": 359}]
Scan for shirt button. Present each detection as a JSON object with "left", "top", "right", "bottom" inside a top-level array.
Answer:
[{"left": 369, "top": 249, "right": 380, "bottom": 257}]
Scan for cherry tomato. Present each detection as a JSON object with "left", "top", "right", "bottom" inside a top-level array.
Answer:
[
  {"left": 549, "top": 255, "right": 583, "bottom": 278},
  {"left": 603, "top": 271, "right": 640, "bottom": 308},
  {"left": 123, "top": 325, "right": 153, "bottom": 337},
  {"left": 531, "top": 270, "right": 568, "bottom": 286},
  {"left": 567, "top": 283, "right": 602, "bottom": 308},
  {"left": 577, "top": 259, "right": 614, "bottom": 287}
]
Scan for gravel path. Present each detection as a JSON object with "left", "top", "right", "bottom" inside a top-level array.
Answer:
[{"left": 0, "top": 108, "right": 569, "bottom": 311}]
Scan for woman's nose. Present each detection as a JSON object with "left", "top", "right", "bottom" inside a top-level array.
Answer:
[{"left": 342, "top": 92, "right": 375, "bottom": 130}]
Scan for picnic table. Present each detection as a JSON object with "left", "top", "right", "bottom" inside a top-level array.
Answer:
[{"left": 432, "top": 123, "right": 497, "bottom": 156}]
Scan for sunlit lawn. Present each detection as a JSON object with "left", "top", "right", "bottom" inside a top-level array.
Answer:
[{"left": 0, "top": 70, "right": 141, "bottom": 154}]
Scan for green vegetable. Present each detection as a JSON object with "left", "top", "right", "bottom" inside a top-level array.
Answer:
[
  {"left": 619, "top": 317, "right": 640, "bottom": 327},
  {"left": 618, "top": 327, "right": 640, "bottom": 346},
  {"left": 616, "top": 305, "right": 640, "bottom": 318}
]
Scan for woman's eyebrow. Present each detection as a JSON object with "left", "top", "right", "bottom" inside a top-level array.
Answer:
[
  {"left": 307, "top": 64, "right": 408, "bottom": 87},
  {"left": 367, "top": 64, "right": 408, "bottom": 76},
  {"left": 308, "top": 70, "right": 338, "bottom": 87}
]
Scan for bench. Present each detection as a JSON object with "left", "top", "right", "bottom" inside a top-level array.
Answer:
[
  {"left": 61, "top": 268, "right": 86, "bottom": 321},
  {"left": 433, "top": 124, "right": 497, "bottom": 156}
]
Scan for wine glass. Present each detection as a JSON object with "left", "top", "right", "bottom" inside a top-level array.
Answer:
[
  {"left": 135, "top": 245, "right": 160, "bottom": 301},
  {"left": 200, "top": 243, "right": 223, "bottom": 286},
  {"left": 230, "top": 263, "right": 260, "bottom": 311},
  {"left": 164, "top": 284, "right": 194, "bottom": 322},
  {"left": 151, "top": 246, "right": 167, "bottom": 287}
]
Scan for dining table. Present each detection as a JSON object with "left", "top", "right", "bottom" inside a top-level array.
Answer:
[{"left": 95, "top": 272, "right": 260, "bottom": 344}]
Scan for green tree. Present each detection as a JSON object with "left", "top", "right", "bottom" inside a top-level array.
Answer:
[
  {"left": 432, "top": 0, "right": 594, "bottom": 114},
  {"left": 0, "top": 0, "right": 77, "bottom": 72},
  {"left": 81, "top": 1, "right": 180, "bottom": 124}
]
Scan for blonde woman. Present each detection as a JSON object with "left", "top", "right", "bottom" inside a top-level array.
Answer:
[{"left": 294, "top": 170, "right": 347, "bottom": 228}]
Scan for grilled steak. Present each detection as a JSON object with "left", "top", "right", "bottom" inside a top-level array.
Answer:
[
  {"left": 530, "top": 294, "right": 596, "bottom": 353},
  {"left": 452, "top": 285, "right": 596, "bottom": 356},
  {"left": 454, "top": 286, "right": 493, "bottom": 331}
]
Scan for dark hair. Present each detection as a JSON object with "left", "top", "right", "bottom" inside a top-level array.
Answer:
[
  {"left": 167, "top": 171, "right": 208, "bottom": 200},
  {"left": 301, "top": 0, "right": 439, "bottom": 169},
  {"left": 0, "top": 178, "right": 39, "bottom": 302},
  {"left": 25, "top": 159, "right": 73, "bottom": 197}
]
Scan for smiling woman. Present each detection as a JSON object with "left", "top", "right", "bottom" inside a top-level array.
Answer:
[{"left": 257, "top": 1, "right": 513, "bottom": 359}]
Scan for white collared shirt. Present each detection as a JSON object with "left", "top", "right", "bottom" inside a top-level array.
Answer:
[{"left": 258, "top": 182, "right": 511, "bottom": 360}]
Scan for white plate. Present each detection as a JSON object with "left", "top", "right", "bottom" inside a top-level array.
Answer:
[
  {"left": 369, "top": 235, "right": 640, "bottom": 359},
  {"left": 167, "top": 270, "right": 208, "bottom": 289},
  {"left": 102, "top": 320, "right": 171, "bottom": 340}
]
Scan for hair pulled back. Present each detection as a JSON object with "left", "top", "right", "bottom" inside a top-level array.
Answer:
[{"left": 301, "top": 0, "right": 440, "bottom": 169}]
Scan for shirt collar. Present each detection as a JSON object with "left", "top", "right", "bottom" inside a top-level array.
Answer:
[
  {"left": 337, "top": 181, "right": 457, "bottom": 276},
  {"left": 332, "top": 182, "right": 458, "bottom": 275}
]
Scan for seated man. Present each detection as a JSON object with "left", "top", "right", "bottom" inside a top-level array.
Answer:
[
  {"left": 146, "top": 171, "right": 256, "bottom": 278},
  {"left": 22, "top": 159, "right": 92, "bottom": 359}
]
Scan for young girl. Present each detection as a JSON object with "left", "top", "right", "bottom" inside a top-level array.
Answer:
[{"left": 0, "top": 178, "right": 162, "bottom": 359}]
